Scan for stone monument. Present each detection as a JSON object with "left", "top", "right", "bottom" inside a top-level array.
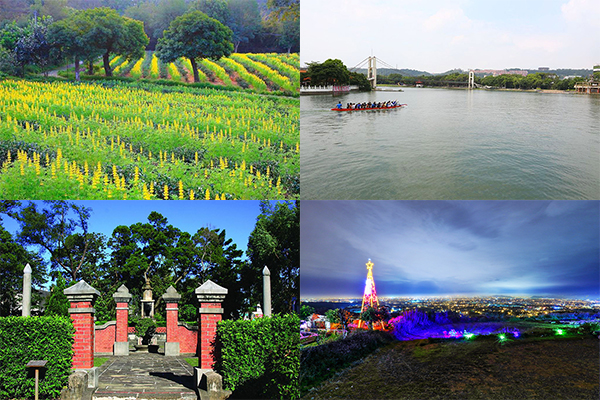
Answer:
[
  {"left": 140, "top": 278, "right": 154, "bottom": 318},
  {"left": 22, "top": 263, "right": 32, "bottom": 317},
  {"left": 263, "top": 266, "right": 271, "bottom": 317}
]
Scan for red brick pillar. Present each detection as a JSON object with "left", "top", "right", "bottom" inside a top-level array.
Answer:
[
  {"left": 112, "top": 284, "right": 132, "bottom": 356},
  {"left": 162, "top": 285, "right": 181, "bottom": 356},
  {"left": 64, "top": 280, "right": 100, "bottom": 370},
  {"left": 195, "top": 280, "right": 227, "bottom": 370}
]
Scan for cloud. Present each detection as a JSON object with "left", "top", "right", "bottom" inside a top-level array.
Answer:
[
  {"left": 424, "top": 7, "right": 472, "bottom": 31},
  {"left": 301, "top": 201, "right": 599, "bottom": 299},
  {"left": 562, "top": 0, "right": 600, "bottom": 24},
  {"left": 515, "top": 35, "right": 565, "bottom": 53},
  {"left": 451, "top": 35, "right": 465, "bottom": 45}
]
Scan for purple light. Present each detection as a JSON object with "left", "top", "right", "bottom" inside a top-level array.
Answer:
[{"left": 388, "top": 310, "right": 525, "bottom": 341}]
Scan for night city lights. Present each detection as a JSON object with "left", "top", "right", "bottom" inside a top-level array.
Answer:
[{"left": 301, "top": 200, "right": 599, "bottom": 399}]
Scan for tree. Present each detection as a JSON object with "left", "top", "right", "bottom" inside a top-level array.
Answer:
[
  {"left": 266, "top": 0, "right": 299, "bottom": 22},
  {"left": 0, "top": 21, "right": 26, "bottom": 50},
  {"left": 48, "top": 10, "right": 102, "bottom": 81},
  {"left": 349, "top": 71, "right": 371, "bottom": 91},
  {"left": 124, "top": 1, "right": 157, "bottom": 47},
  {"left": 190, "top": 0, "right": 229, "bottom": 25},
  {"left": 9, "top": 200, "right": 105, "bottom": 282},
  {"left": 246, "top": 201, "right": 299, "bottom": 314},
  {"left": 14, "top": 16, "right": 52, "bottom": 76},
  {"left": 81, "top": 7, "right": 148, "bottom": 76},
  {"left": 299, "top": 304, "right": 315, "bottom": 320},
  {"left": 0, "top": 44, "right": 18, "bottom": 76},
  {"left": 360, "top": 306, "right": 377, "bottom": 330},
  {"left": 44, "top": 272, "right": 69, "bottom": 317},
  {"left": 278, "top": 17, "right": 298, "bottom": 53},
  {"left": 325, "top": 308, "right": 340, "bottom": 324},
  {"left": 306, "top": 59, "right": 350, "bottom": 86},
  {"left": 200, "top": 229, "right": 245, "bottom": 319},
  {"left": 0, "top": 0, "right": 30, "bottom": 21},
  {"left": 31, "top": 0, "right": 70, "bottom": 21},
  {"left": 0, "top": 225, "right": 45, "bottom": 316},
  {"left": 107, "top": 211, "right": 175, "bottom": 295},
  {"left": 227, "top": 0, "right": 261, "bottom": 53},
  {"left": 107, "top": 212, "right": 247, "bottom": 319},
  {"left": 124, "top": 0, "right": 188, "bottom": 49},
  {"left": 152, "top": 0, "right": 188, "bottom": 41},
  {"left": 337, "top": 309, "right": 352, "bottom": 335},
  {"left": 155, "top": 10, "right": 233, "bottom": 83}
]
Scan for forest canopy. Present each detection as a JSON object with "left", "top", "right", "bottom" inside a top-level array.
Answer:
[
  {"left": 0, "top": 0, "right": 298, "bottom": 53},
  {"left": 0, "top": 200, "right": 299, "bottom": 322}
]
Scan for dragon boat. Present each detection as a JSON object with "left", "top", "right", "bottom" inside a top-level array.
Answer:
[{"left": 331, "top": 104, "right": 407, "bottom": 112}]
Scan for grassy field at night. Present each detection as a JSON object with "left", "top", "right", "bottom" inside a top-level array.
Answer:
[{"left": 301, "top": 329, "right": 599, "bottom": 399}]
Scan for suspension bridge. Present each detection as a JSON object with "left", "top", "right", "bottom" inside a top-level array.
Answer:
[
  {"left": 351, "top": 56, "right": 479, "bottom": 90},
  {"left": 300, "top": 55, "right": 478, "bottom": 94}
]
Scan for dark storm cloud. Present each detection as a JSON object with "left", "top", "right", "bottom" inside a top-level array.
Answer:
[{"left": 301, "top": 201, "right": 599, "bottom": 299}]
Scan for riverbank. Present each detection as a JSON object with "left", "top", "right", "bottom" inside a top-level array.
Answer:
[{"left": 377, "top": 84, "right": 576, "bottom": 94}]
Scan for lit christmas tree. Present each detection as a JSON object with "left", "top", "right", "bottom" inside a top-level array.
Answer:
[{"left": 359, "top": 258, "right": 380, "bottom": 328}]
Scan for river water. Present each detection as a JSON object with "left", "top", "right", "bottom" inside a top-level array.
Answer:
[{"left": 300, "top": 88, "right": 599, "bottom": 200}]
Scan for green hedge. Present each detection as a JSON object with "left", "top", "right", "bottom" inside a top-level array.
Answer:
[
  {"left": 0, "top": 316, "right": 74, "bottom": 399},
  {"left": 214, "top": 314, "right": 299, "bottom": 399}
]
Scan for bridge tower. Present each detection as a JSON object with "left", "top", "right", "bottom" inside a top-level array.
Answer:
[
  {"left": 358, "top": 259, "right": 380, "bottom": 328},
  {"left": 468, "top": 70, "right": 475, "bottom": 90},
  {"left": 368, "top": 56, "right": 377, "bottom": 89}
]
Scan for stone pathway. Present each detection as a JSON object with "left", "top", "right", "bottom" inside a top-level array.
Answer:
[{"left": 93, "top": 353, "right": 197, "bottom": 399}]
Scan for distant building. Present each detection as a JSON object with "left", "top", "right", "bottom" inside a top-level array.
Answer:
[
  {"left": 538, "top": 67, "right": 550, "bottom": 71},
  {"left": 473, "top": 69, "right": 528, "bottom": 77},
  {"left": 575, "top": 64, "right": 600, "bottom": 94}
]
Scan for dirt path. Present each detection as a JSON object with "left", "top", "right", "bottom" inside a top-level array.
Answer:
[{"left": 44, "top": 63, "right": 75, "bottom": 77}]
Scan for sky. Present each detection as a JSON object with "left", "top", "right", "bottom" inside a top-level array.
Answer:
[
  {"left": 2, "top": 200, "right": 275, "bottom": 259},
  {"left": 300, "top": 0, "right": 600, "bottom": 73},
  {"left": 300, "top": 201, "right": 600, "bottom": 299}
]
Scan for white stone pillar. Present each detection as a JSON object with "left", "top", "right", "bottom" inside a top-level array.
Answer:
[
  {"left": 22, "top": 263, "right": 32, "bottom": 317},
  {"left": 263, "top": 266, "right": 271, "bottom": 317}
]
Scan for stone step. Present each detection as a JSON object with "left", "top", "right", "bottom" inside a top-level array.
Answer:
[{"left": 93, "top": 391, "right": 196, "bottom": 399}]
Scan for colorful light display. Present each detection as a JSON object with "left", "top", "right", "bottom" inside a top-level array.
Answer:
[{"left": 358, "top": 259, "right": 381, "bottom": 328}]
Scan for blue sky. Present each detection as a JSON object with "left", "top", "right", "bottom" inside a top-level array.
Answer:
[
  {"left": 3, "top": 201, "right": 273, "bottom": 259},
  {"left": 301, "top": 0, "right": 600, "bottom": 72},
  {"left": 300, "top": 201, "right": 599, "bottom": 299}
]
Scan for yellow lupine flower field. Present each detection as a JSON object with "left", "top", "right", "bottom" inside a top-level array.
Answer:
[
  {"left": 0, "top": 77, "right": 298, "bottom": 200},
  {"left": 92, "top": 52, "right": 299, "bottom": 94}
]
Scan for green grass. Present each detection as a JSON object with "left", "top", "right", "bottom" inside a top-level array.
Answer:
[
  {"left": 185, "top": 357, "right": 198, "bottom": 367},
  {"left": 302, "top": 334, "right": 599, "bottom": 399},
  {"left": 94, "top": 357, "right": 109, "bottom": 368}
]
